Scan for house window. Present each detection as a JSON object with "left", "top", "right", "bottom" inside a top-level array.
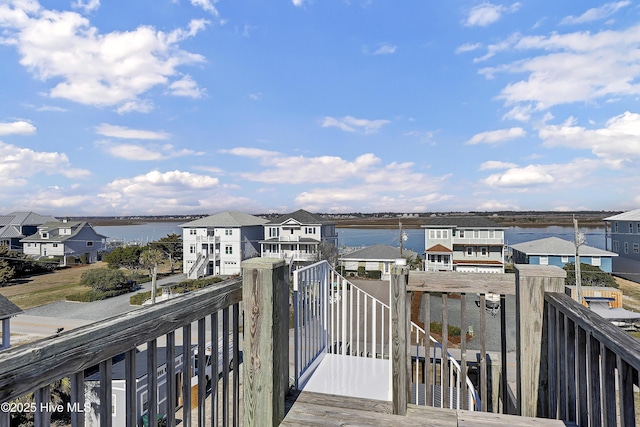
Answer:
[
  {"left": 459, "top": 230, "right": 465, "bottom": 238},
  {"left": 436, "top": 230, "right": 442, "bottom": 239},
  {"left": 86, "top": 241, "right": 93, "bottom": 247},
  {"left": 225, "top": 245, "right": 232, "bottom": 255},
  {"left": 225, "top": 229, "right": 232, "bottom": 236},
  {"left": 489, "top": 230, "right": 495, "bottom": 239},
  {"left": 561, "top": 256, "right": 569, "bottom": 263},
  {"left": 190, "top": 245, "right": 196, "bottom": 254},
  {"left": 190, "top": 229, "right": 197, "bottom": 235},
  {"left": 474, "top": 230, "right": 479, "bottom": 238},
  {"left": 614, "top": 222, "right": 618, "bottom": 232},
  {"left": 42, "top": 232, "right": 48, "bottom": 238},
  {"left": 592, "top": 257, "right": 601, "bottom": 267},
  {"left": 429, "top": 230, "right": 435, "bottom": 239},
  {"left": 269, "top": 227, "right": 280, "bottom": 238},
  {"left": 613, "top": 241, "right": 619, "bottom": 252},
  {"left": 53, "top": 243, "right": 58, "bottom": 248},
  {"left": 540, "top": 256, "right": 548, "bottom": 265},
  {"left": 630, "top": 223, "right": 634, "bottom": 233},
  {"left": 305, "top": 227, "right": 316, "bottom": 234},
  {"left": 625, "top": 242, "right": 629, "bottom": 254},
  {"left": 480, "top": 247, "right": 488, "bottom": 256},
  {"left": 634, "top": 243, "right": 639, "bottom": 253},
  {"left": 466, "top": 247, "right": 474, "bottom": 256}
]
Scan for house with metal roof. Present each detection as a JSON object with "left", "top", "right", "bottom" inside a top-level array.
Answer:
[
  {"left": 180, "top": 211, "right": 268, "bottom": 278},
  {"left": 604, "top": 209, "right": 640, "bottom": 283},
  {"left": 339, "top": 244, "right": 418, "bottom": 280},
  {"left": 260, "top": 209, "right": 338, "bottom": 267},
  {"left": 510, "top": 236, "right": 617, "bottom": 273},
  {"left": 422, "top": 216, "right": 505, "bottom": 273},
  {"left": 0, "top": 294, "right": 22, "bottom": 349},
  {"left": 20, "top": 219, "right": 106, "bottom": 266},
  {"left": 0, "top": 212, "right": 58, "bottom": 252}
]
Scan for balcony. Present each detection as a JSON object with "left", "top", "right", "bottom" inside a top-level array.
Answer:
[
  {"left": 1, "top": 260, "right": 639, "bottom": 426},
  {"left": 452, "top": 237, "right": 504, "bottom": 245},
  {"left": 262, "top": 250, "right": 317, "bottom": 262}
]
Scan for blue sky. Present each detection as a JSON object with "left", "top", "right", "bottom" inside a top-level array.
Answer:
[{"left": 1, "top": 0, "right": 640, "bottom": 215}]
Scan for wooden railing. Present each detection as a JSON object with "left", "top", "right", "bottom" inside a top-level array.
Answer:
[
  {"left": 0, "top": 278, "right": 242, "bottom": 427},
  {"left": 542, "top": 292, "right": 640, "bottom": 426}
]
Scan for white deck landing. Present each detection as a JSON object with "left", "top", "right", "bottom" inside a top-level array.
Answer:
[{"left": 300, "top": 354, "right": 391, "bottom": 401}]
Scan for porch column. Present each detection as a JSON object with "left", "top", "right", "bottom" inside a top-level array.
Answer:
[
  {"left": 2, "top": 318, "right": 10, "bottom": 349},
  {"left": 515, "top": 264, "right": 566, "bottom": 417},
  {"left": 242, "top": 258, "right": 289, "bottom": 427},
  {"left": 390, "top": 262, "right": 410, "bottom": 415}
]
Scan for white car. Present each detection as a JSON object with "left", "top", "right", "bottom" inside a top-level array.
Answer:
[{"left": 194, "top": 339, "right": 235, "bottom": 382}]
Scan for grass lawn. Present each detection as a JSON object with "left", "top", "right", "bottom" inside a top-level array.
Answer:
[
  {"left": 615, "top": 276, "right": 640, "bottom": 311},
  {"left": 0, "top": 262, "right": 105, "bottom": 310}
]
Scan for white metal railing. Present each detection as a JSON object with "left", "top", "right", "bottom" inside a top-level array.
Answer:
[
  {"left": 292, "top": 261, "right": 480, "bottom": 410},
  {"left": 410, "top": 324, "right": 480, "bottom": 410}
]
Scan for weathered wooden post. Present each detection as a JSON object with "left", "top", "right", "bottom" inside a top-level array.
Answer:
[
  {"left": 242, "top": 258, "right": 289, "bottom": 427},
  {"left": 515, "top": 264, "right": 565, "bottom": 418},
  {"left": 390, "top": 262, "right": 410, "bottom": 415}
]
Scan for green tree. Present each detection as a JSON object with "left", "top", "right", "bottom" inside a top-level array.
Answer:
[
  {"left": 0, "top": 258, "right": 15, "bottom": 285},
  {"left": 80, "top": 268, "right": 129, "bottom": 292},
  {"left": 563, "top": 262, "right": 618, "bottom": 288},
  {"left": 104, "top": 246, "right": 144, "bottom": 272},
  {"left": 140, "top": 248, "right": 165, "bottom": 304},
  {"left": 151, "top": 233, "right": 182, "bottom": 274}
]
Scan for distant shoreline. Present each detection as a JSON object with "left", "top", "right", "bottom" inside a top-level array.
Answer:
[{"left": 80, "top": 215, "right": 609, "bottom": 229}]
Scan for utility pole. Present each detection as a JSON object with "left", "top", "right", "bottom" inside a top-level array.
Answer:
[
  {"left": 399, "top": 220, "right": 403, "bottom": 256},
  {"left": 573, "top": 215, "right": 584, "bottom": 305}
]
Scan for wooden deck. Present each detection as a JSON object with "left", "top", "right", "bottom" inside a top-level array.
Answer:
[{"left": 282, "top": 391, "right": 578, "bottom": 426}]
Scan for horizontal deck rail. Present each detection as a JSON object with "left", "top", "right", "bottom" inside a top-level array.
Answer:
[
  {"left": 0, "top": 278, "right": 242, "bottom": 427},
  {"left": 544, "top": 292, "right": 640, "bottom": 426}
]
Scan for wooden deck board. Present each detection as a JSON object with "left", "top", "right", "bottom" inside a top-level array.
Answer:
[{"left": 282, "top": 391, "right": 577, "bottom": 426}]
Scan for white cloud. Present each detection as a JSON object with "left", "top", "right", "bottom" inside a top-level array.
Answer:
[
  {"left": 502, "top": 105, "right": 532, "bottom": 122},
  {"left": 482, "top": 159, "right": 600, "bottom": 189},
  {"left": 291, "top": 0, "right": 307, "bottom": 7},
  {"left": 98, "top": 170, "right": 258, "bottom": 214},
  {"left": 479, "top": 161, "right": 519, "bottom": 170},
  {"left": 72, "top": 0, "right": 100, "bottom": 13},
  {"left": 0, "top": 120, "right": 36, "bottom": 135},
  {"left": 95, "top": 124, "right": 170, "bottom": 140},
  {"left": 464, "top": 2, "right": 520, "bottom": 27},
  {"left": 455, "top": 43, "right": 482, "bottom": 54},
  {"left": 467, "top": 127, "right": 526, "bottom": 145},
  {"left": 561, "top": 1, "right": 631, "bottom": 25},
  {"left": 96, "top": 141, "right": 203, "bottom": 160},
  {"left": 190, "top": 0, "right": 219, "bottom": 16},
  {"left": 321, "top": 115, "right": 391, "bottom": 134},
  {"left": 0, "top": 2, "right": 208, "bottom": 112},
  {"left": 478, "top": 24, "right": 640, "bottom": 110},
  {"left": 220, "top": 147, "right": 279, "bottom": 158},
  {"left": 372, "top": 43, "right": 397, "bottom": 55},
  {"left": 539, "top": 111, "right": 640, "bottom": 167},
  {"left": 476, "top": 200, "right": 519, "bottom": 210},
  {"left": 0, "top": 141, "right": 89, "bottom": 187},
  {"left": 167, "top": 74, "right": 206, "bottom": 98}
]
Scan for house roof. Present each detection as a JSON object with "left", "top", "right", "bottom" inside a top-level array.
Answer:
[
  {"left": 0, "top": 225, "right": 23, "bottom": 239},
  {"left": 340, "top": 244, "right": 418, "bottom": 261},
  {"left": 426, "top": 244, "right": 452, "bottom": 253},
  {"left": 421, "top": 216, "right": 504, "bottom": 229},
  {"left": 509, "top": 236, "right": 617, "bottom": 257},
  {"left": 266, "top": 209, "right": 333, "bottom": 226},
  {"left": 586, "top": 300, "right": 640, "bottom": 322},
  {"left": 604, "top": 209, "right": 640, "bottom": 221},
  {"left": 0, "top": 212, "right": 58, "bottom": 227},
  {"left": 180, "top": 211, "right": 268, "bottom": 228},
  {"left": 20, "top": 221, "right": 107, "bottom": 243},
  {"left": 0, "top": 295, "right": 22, "bottom": 319}
]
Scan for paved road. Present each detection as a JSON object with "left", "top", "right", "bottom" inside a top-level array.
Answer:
[{"left": 10, "top": 273, "right": 187, "bottom": 340}]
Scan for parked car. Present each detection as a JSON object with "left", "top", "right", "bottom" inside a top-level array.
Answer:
[{"left": 194, "top": 338, "right": 234, "bottom": 382}]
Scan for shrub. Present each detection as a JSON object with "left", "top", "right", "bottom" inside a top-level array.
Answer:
[
  {"left": 367, "top": 270, "right": 382, "bottom": 280},
  {"left": 357, "top": 266, "right": 366, "bottom": 277},
  {"left": 80, "top": 268, "right": 129, "bottom": 292},
  {"left": 429, "top": 321, "right": 462, "bottom": 337}
]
